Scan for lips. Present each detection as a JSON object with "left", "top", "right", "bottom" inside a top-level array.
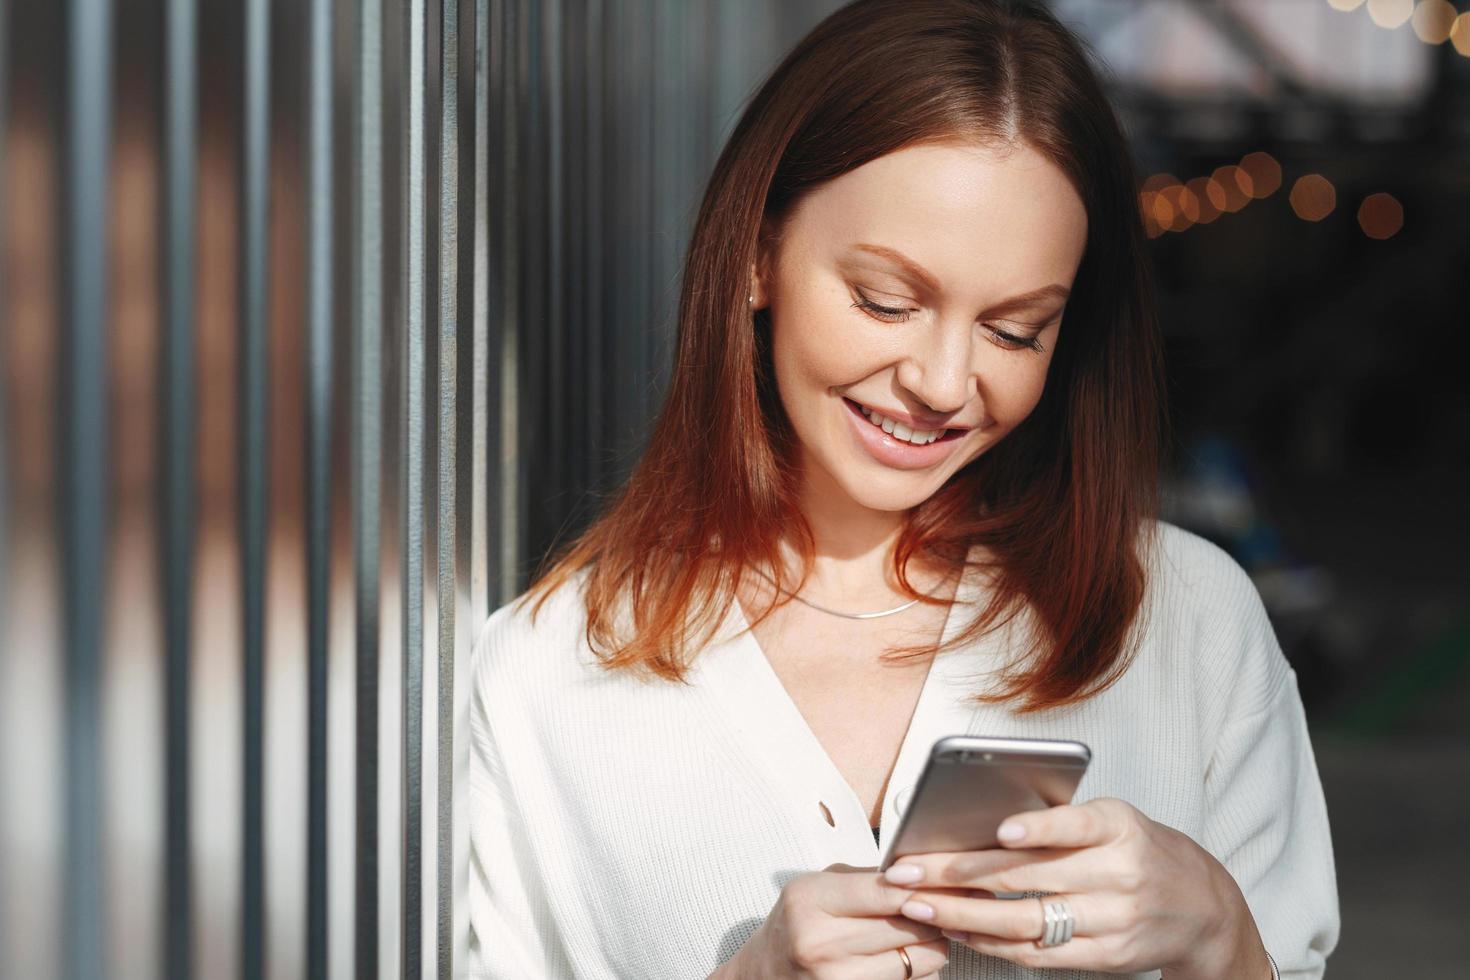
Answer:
[
  {"left": 843, "top": 398, "right": 963, "bottom": 444},
  {"left": 840, "top": 396, "right": 967, "bottom": 471},
  {"left": 842, "top": 397, "right": 968, "bottom": 437}
]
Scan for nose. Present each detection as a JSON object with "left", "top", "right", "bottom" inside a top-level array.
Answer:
[{"left": 893, "top": 318, "right": 975, "bottom": 416}]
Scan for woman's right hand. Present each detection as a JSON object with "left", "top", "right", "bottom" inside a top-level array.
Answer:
[{"left": 720, "top": 862, "right": 961, "bottom": 979}]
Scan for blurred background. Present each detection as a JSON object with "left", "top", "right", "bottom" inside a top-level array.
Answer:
[{"left": 1, "top": 0, "right": 1466, "bottom": 977}]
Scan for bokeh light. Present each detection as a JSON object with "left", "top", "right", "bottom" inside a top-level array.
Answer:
[
  {"left": 1161, "top": 183, "right": 1200, "bottom": 232},
  {"left": 1185, "top": 176, "right": 1223, "bottom": 224},
  {"left": 1238, "top": 151, "right": 1282, "bottom": 198},
  {"left": 1411, "top": 0, "right": 1458, "bottom": 44},
  {"left": 1290, "top": 174, "right": 1338, "bottom": 221},
  {"left": 1327, "top": 0, "right": 1366, "bottom": 11},
  {"left": 1452, "top": 13, "right": 1470, "bottom": 56},
  {"left": 1357, "top": 192, "right": 1405, "bottom": 239},
  {"left": 1210, "top": 165, "right": 1252, "bottom": 212},
  {"left": 1367, "top": 0, "right": 1415, "bottom": 29}
]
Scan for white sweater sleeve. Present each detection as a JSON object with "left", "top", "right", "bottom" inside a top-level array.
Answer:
[
  {"left": 464, "top": 639, "right": 565, "bottom": 979},
  {"left": 1200, "top": 660, "right": 1341, "bottom": 979}
]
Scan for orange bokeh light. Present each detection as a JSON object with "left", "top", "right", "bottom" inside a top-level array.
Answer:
[
  {"left": 1289, "top": 174, "right": 1337, "bottom": 222},
  {"left": 1185, "top": 176, "right": 1222, "bottom": 224},
  {"left": 1238, "top": 152, "right": 1282, "bottom": 198},
  {"left": 1357, "top": 192, "right": 1404, "bottom": 239},
  {"left": 1452, "top": 13, "right": 1470, "bottom": 56},
  {"left": 1210, "top": 166, "right": 1251, "bottom": 212},
  {"left": 1367, "top": 0, "right": 1414, "bottom": 30},
  {"left": 1412, "top": 0, "right": 1457, "bottom": 44}
]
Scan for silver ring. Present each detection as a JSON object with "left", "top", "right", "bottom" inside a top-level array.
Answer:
[{"left": 1036, "top": 897, "right": 1075, "bottom": 947}]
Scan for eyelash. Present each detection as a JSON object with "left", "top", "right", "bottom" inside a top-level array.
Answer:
[{"left": 850, "top": 295, "right": 1048, "bottom": 354}]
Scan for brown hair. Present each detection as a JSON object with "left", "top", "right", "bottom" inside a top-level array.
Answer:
[{"left": 521, "top": 0, "right": 1166, "bottom": 713}]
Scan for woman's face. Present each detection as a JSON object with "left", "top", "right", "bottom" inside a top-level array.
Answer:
[{"left": 753, "top": 139, "right": 1089, "bottom": 514}]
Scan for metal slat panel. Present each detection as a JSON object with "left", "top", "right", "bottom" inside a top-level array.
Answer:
[
  {"left": 61, "top": 1, "right": 112, "bottom": 977},
  {"left": 304, "top": 0, "right": 334, "bottom": 974},
  {"left": 402, "top": 0, "right": 427, "bottom": 974},
  {"left": 471, "top": 0, "right": 489, "bottom": 633},
  {"left": 0, "top": 0, "right": 6, "bottom": 964},
  {"left": 161, "top": 1, "right": 197, "bottom": 977},
  {"left": 353, "top": 1, "right": 384, "bottom": 977},
  {"left": 544, "top": 0, "right": 565, "bottom": 530},
  {"left": 576, "top": 0, "right": 599, "bottom": 502},
  {"left": 518, "top": 0, "right": 545, "bottom": 565},
  {"left": 238, "top": 1, "right": 270, "bottom": 977},
  {"left": 497, "top": 0, "right": 521, "bottom": 607},
  {"left": 435, "top": 0, "right": 458, "bottom": 973}
]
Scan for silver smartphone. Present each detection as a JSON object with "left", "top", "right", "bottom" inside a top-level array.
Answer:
[{"left": 878, "top": 735, "right": 1091, "bottom": 872}]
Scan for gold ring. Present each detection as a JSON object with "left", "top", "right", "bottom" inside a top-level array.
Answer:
[{"left": 896, "top": 944, "right": 914, "bottom": 978}]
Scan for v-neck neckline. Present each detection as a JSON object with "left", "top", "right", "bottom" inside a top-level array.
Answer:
[{"left": 701, "top": 549, "right": 994, "bottom": 861}]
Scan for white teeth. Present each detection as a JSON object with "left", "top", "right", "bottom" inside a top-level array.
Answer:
[{"left": 856, "top": 403, "right": 944, "bottom": 446}]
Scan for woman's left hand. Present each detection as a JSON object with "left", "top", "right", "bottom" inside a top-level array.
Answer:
[{"left": 884, "top": 797, "right": 1272, "bottom": 979}]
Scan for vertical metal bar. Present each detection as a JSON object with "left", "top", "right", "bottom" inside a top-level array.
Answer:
[
  {"left": 402, "top": 0, "right": 427, "bottom": 973},
  {"left": 60, "top": 0, "right": 112, "bottom": 977},
  {"left": 435, "top": 0, "right": 458, "bottom": 974},
  {"left": 0, "top": 36, "right": 10, "bottom": 975},
  {"left": 161, "top": 0, "right": 197, "bottom": 976},
  {"left": 0, "top": 0, "right": 10, "bottom": 967},
  {"left": 543, "top": 0, "right": 564, "bottom": 543},
  {"left": 471, "top": 0, "right": 489, "bottom": 633},
  {"left": 497, "top": 0, "right": 521, "bottom": 605},
  {"left": 354, "top": 0, "right": 384, "bottom": 976},
  {"left": 518, "top": 0, "right": 544, "bottom": 567},
  {"left": 305, "top": 0, "right": 334, "bottom": 975},
  {"left": 239, "top": 0, "right": 270, "bottom": 977},
  {"left": 562, "top": 0, "right": 588, "bottom": 507},
  {"left": 585, "top": 0, "right": 605, "bottom": 503}
]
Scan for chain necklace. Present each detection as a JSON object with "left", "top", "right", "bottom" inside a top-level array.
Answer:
[{"left": 750, "top": 564, "right": 938, "bottom": 620}]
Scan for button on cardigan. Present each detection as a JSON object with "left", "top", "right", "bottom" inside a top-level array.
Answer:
[{"left": 464, "top": 521, "right": 1340, "bottom": 979}]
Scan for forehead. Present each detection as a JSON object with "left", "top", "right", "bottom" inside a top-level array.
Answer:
[{"left": 783, "top": 140, "right": 1089, "bottom": 299}]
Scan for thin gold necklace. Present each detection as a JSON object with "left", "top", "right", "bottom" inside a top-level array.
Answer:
[{"left": 751, "top": 564, "right": 936, "bottom": 620}]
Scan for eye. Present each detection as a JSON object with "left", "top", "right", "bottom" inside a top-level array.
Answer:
[
  {"left": 851, "top": 290, "right": 913, "bottom": 323},
  {"left": 852, "top": 288, "right": 1049, "bottom": 354},
  {"left": 986, "top": 325, "right": 1047, "bottom": 354}
]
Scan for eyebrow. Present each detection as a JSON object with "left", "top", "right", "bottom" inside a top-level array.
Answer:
[{"left": 849, "top": 243, "right": 1070, "bottom": 313}]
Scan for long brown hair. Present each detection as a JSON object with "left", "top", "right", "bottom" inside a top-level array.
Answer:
[{"left": 521, "top": 0, "right": 1166, "bottom": 713}]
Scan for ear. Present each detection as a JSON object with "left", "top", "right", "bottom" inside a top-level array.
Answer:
[{"left": 750, "top": 216, "right": 779, "bottom": 310}]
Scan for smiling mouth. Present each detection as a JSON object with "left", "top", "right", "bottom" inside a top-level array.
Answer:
[{"left": 842, "top": 397, "right": 962, "bottom": 446}]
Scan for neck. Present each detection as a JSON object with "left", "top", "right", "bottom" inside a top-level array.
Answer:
[{"left": 777, "top": 456, "right": 947, "bottom": 605}]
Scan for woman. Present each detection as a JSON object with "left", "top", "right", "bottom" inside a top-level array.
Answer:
[{"left": 464, "top": 1, "right": 1339, "bottom": 977}]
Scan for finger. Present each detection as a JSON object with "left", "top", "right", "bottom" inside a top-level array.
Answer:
[
  {"left": 898, "top": 890, "right": 1104, "bottom": 944},
  {"left": 994, "top": 798, "right": 1133, "bottom": 850},
  {"left": 830, "top": 914, "right": 942, "bottom": 956},
  {"left": 853, "top": 938, "right": 949, "bottom": 980},
  {"left": 815, "top": 870, "right": 933, "bottom": 918},
  {"left": 890, "top": 846, "right": 1113, "bottom": 895}
]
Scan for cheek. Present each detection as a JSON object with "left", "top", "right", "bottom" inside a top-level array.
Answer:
[
  {"left": 772, "top": 306, "right": 879, "bottom": 394},
  {"left": 980, "top": 354, "right": 1052, "bottom": 428}
]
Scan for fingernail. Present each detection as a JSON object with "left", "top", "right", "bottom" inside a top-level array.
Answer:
[
  {"left": 996, "top": 821, "right": 1025, "bottom": 842},
  {"left": 900, "top": 899, "right": 934, "bottom": 920},
  {"left": 942, "top": 929, "right": 970, "bottom": 942},
  {"left": 884, "top": 863, "right": 924, "bottom": 884}
]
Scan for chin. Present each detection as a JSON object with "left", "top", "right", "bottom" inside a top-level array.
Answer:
[{"left": 833, "top": 470, "right": 945, "bottom": 513}]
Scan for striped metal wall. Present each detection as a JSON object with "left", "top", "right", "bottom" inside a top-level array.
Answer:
[{"left": 0, "top": 0, "right": 844, "bottom": 976}]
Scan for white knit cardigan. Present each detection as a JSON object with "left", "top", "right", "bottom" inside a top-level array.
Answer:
[{"left": 464, "top": 521, "right": 1340, "bottom": 978}]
